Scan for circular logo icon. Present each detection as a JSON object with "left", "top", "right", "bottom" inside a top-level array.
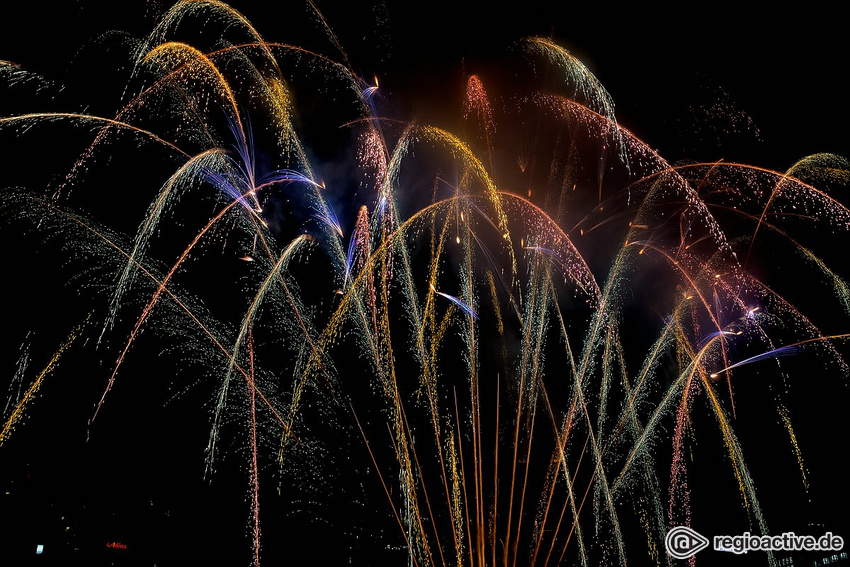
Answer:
[{"left": 665, "top": 526, "right": 710, "bottom": 559}]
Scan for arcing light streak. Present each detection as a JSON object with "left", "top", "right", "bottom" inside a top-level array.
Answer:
[{"left": 430, "top": 283, "right": 479, "bottom": 320}]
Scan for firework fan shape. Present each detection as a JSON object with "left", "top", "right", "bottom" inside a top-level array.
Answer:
[{"left": 1, "top": 2, "right": 849, "bottom": 566}]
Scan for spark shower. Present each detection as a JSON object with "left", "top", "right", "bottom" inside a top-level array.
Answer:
[{"left": 1, "top": 1, "right": 849, "bottom": 565}]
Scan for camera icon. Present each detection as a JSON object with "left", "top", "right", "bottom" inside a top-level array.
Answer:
[{"left": 665, "top": 526, "right": 710, "bottom": 559}]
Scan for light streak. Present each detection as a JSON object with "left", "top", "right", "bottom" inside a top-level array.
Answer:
[{"left": 430, "top": 283, "right": 479, "bottom": 320}]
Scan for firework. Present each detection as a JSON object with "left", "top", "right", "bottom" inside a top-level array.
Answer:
[{"left": 1, "top": 2, "right": 849, "bottom": 566}]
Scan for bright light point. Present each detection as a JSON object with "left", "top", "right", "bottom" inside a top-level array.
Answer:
[
  {"left": 456, "top": 236, "right": 460, "bottom": 244},
  {"left": 710, "top": 373, "right": 719, "bottom": 379},
  {"left": 36, "top": 545, "right": 43, "bottom": 555},
  {"left": 240, "top": 256, "right": 254, "bottom": 262}
]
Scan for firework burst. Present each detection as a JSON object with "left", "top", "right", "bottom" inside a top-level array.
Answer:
[{"left": 1, "top": 2, "right": 849, "bottom": 566}]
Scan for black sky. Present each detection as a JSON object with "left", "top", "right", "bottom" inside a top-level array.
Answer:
[{"left": 3, "top": 0, "right": 848, "bottom": 170}]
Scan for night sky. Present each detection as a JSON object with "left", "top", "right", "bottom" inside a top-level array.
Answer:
[
  {"left": 1, "top": 2, "right": 849, "bottom": 566},
  {"left": 3, "top": 0, "right": 848, "bottom": 168}
]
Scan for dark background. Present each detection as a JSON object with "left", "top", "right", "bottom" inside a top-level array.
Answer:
[{"left": 3, "top": 0, "right": 848, "bottom": 169}]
